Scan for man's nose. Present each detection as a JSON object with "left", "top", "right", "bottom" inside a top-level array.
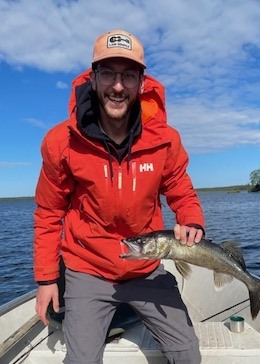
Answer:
[{"left": 112, "top": 73, "right": 124, "bottom": 91}]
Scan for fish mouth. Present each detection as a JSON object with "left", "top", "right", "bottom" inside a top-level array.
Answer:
[{"left": 120, "top": 239, "right": 142, "bottom": 259}]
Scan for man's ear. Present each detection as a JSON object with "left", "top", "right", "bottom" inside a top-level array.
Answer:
[
  {"left": 139, "top": 75, "right": 145, "bottom": 94},
  {"left": 90, "top": 70, "right": 97, "bottom": 91}
]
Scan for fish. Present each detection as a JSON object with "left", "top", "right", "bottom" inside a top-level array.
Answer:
[{"left": 120, "top": 230, "right": 260, "bottom": 319}]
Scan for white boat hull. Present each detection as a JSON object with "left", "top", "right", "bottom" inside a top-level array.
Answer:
[{"left": 1, "top": 261, "right": 260, "bottom": 363}]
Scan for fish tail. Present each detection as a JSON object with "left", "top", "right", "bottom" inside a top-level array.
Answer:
[{"left": 248, "top": 276, "right": 260, "bottom": 320}]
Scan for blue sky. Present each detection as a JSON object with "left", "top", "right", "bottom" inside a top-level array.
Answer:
[{"left": 0, "top": 0, "right": 259, "bottom": 197}]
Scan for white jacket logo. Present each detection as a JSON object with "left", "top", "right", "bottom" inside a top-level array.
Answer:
[{"left": 139, "top": 163, "right": 154, "bottom": 172}]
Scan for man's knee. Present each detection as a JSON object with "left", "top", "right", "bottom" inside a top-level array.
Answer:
[{"left": 163, "top": 340, "right": 201, "bottom": 364}]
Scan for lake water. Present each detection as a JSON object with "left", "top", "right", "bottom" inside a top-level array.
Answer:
[{"left": 0, "top": 191, "right": 259, "bottom": 306}]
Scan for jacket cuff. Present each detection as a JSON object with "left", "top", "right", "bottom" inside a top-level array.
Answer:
[{"left": 37, "top": 279, "right": 58, "bottom": 286}]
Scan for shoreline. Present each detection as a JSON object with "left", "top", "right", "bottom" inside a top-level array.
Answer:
[{"left": 0, "top": 185, "right": 253, "bottom": 200}]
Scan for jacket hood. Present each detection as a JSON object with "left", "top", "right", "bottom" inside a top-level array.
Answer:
[
  {"left": 68, "top": 68, "right": 167, "bottom": 133},
  {"left": 74, "top": 80, "right": 142, "bottom": 144}
]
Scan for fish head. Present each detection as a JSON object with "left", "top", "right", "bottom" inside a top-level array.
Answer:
[{"left": 120, "top": 232, "right": 170, "bottom": 260}]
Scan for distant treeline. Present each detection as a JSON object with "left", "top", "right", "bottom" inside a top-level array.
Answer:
[
  {"left": 0, "top": 185, "right": 254, "bottom": 200},
  {"left": 196, "top": 185, "right": 249, "bottom": 193},
  {"left": 0, "top": 196, "right": 35, "bottom": 201}
]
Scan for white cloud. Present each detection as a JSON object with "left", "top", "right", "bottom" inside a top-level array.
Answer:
[
  {"left": 166, "top": 101, "right": 260, "bottom": 154},
  {"left": 0, "top": 161, "right": 31, "bottom": 167},
  {"left": 1, "top": 0, "right": 258, "bottom": 73},
  {"left": 23, "top": 118, "right": 48, "bottom": 129},
  {"left": 0, "top": 0, "right": 260, "bottom": 154},
  {"left": 0, "top": 0, "right": 144, "bottom": 72},
  {"left": 56, "top": 80, "right": 68, "bottom": 89}
]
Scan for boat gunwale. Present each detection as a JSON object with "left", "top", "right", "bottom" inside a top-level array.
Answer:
[{"left": 0, "top": 289, "right": 37, "bottom": 317}]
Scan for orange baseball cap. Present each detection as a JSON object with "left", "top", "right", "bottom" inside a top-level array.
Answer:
[{"left": 92, "top": 29, "right": 146, "bottom": 69}]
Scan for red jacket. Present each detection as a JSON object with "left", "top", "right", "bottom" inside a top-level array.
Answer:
[{"left": 34, "top": 69, "right": 204, "bottom": 282}]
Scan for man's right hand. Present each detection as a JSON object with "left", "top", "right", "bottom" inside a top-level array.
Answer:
[{"left": 36, "top": 283, "right": 59, "bottom": 325}]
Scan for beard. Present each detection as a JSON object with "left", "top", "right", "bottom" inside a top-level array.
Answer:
[
  {"left": 102, "top": 102, "right": 128, "bottom": 121},
  {"left": 97, "top": 87, "right": 137, "bottom": 122}
]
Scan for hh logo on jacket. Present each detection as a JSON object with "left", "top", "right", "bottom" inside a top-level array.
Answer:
[{"left": 139, "top": 163, "right": 154, "bottom": 172}]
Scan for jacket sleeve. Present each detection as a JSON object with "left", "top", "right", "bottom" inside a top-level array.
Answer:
[
  {"left": 160, "top": 128, "right": 205, "bottom": 230},
  {"left": 34, "top": 125, "right": 76, "bottom": 281}
]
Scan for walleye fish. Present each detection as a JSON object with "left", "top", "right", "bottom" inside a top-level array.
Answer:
[{"left": 120, "top": 230, "right": 260, "bottom": 320}]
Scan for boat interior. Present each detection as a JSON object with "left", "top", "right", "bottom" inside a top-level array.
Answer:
[{"left": 1, "top": 260, "right": 260, "bottom": 363}]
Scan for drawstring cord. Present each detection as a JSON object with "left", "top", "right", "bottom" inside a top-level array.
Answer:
[{"left": 127, "top": 129, "right": 135, "bottom": 172}]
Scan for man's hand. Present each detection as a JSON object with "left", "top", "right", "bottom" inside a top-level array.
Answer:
[
  {"left": 36, "top": 283, "right": 59, "bottom": 325},
  {"left": 174, "top": 224, "right": 203, "bottom": 246}
]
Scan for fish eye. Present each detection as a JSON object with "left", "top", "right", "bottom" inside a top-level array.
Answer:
[{"left": 137, "top": 238, "right": 142, "bottom": 244}]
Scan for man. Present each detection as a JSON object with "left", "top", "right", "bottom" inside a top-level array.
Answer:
[{"left": 34, "top": 29, "right": 204, "bottom": 364}]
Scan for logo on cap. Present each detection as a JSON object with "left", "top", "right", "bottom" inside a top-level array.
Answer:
[{"left": 107, "top": 34, "right": 132, "bottom": 50}]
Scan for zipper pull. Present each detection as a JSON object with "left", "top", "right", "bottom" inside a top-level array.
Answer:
[
  {"left": 118, "top": 170, "right": 122, "bottom": 189},
  {"left": 104, "top": 164, "right": 108, "bottom": 178},
  {"left": 132, "top": 161, "right": 136, "bottom": 191}
]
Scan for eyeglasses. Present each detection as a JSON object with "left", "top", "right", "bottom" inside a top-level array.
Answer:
[{"left": 95, "top": 69, "right": 140, "bottom": 88}]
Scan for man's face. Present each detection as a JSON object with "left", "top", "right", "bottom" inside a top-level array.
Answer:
[{"left": 91, "top": 58, "right": 144, "bottom": 121}]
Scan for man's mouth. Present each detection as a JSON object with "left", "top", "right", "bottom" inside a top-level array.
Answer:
[{"left": 109, "top": 95, "right": 126, "bottom": 104}]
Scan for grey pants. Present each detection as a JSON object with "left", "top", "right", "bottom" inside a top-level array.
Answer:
[{"left": 63, "top": 264, "right": 201, "bottom": 364}]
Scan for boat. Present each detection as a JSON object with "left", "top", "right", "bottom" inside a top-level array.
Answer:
[{"left": 1, "top": 259, "right": 260, "bottom": 363}]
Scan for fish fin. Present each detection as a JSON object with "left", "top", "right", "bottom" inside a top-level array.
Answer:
[
  {"left": 248, "top": 277, "right": 260, "bottom": 320},
  {"left": 220, "top": 241, "right": 246, "bottom": 270},
  {"left": 175, "top": 261, "right": 192, "bottom": 279},
  {"left": 213, "top": 272, "right": 233, "bottom": 291}
]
